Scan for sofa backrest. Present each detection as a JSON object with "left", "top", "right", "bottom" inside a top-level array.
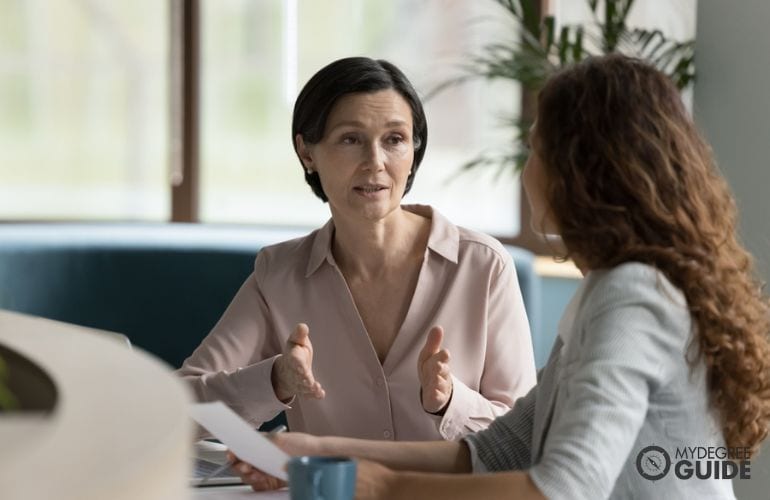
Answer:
[{"left": 0, "top": 224, "right": 539, "bottom": 368}]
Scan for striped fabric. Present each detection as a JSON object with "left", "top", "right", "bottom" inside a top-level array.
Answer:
[{"left": 465, "top": 263, "right": 736, "bottom": 499}]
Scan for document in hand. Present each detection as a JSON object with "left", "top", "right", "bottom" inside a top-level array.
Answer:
[{"left": 189, "top": 401, "right": 290, "bottom": 480}]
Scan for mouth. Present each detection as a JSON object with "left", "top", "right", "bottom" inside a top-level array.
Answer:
[{"left": 353, "top": 183, "right": 389, "bottom": 197}]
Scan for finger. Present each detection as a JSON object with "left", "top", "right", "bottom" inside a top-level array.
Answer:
[
  {"left": 425, "top": 372, "right": 450, "bottom": 394},
  {"left": 418, "top": 326, "right": 444, "bottom": 365},
  {"left": 288, "top": 323, "right": 311, "bottom": 346},
  {"left": 431, "top": 376, "right": 453, "bottom": 397},
  {"left": 429, "top": 387, "right": 448, "bottom": 403},
  {"left": 429, "top": 348, "right": 450, "bottom": 365},
  {"left": 298, "top": 381, "right": 325, "bottom": 399},
  {"left": 427, "top": 357, "right": 448, "bottom": 376},
  {"left": 236, "top": 461, "right": 254, "bottom": 475},
  {"left": 286, "top": 352, "right": 314, "bottom": 379},
  {"left": 293, "top": 365, "right": 316, "bottom": 386},
  {"left": 245, "top": 470, "right": 286, "bottom": 491},
  {"left": 435, "top": 361, "right": 451, "bottom": 378},
  {"left": 434, "top": 376, "right": 452, "bottom": 395}
]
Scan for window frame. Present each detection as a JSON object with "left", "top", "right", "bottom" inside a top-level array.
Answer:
[{"left": 168, "top": 0, "right": 548, "bottom": 253}]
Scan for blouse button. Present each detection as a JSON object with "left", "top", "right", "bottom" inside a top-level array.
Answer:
[{"left": 383, "top": 430, "right": 393, "bottom": 439}]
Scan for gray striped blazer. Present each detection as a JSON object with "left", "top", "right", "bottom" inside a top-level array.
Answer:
[{"left": 465, "top": 263, "right": 736, "bottom": 499}]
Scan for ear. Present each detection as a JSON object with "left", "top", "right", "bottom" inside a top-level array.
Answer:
[{"left": 295, "top": 134, "right": 315, "bottom": 171}]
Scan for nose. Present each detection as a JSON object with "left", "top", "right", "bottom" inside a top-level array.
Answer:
[{"left": 361, "top": 141, "right": 386, "bottom": 172}]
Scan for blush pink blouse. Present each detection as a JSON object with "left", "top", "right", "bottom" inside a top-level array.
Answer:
[{"left": 177, "top": 205, "right": 536, "bottom": 441}]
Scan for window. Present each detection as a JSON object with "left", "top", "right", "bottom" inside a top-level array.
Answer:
[
  {"left": 200, "top": 0, "right": 521, "bottom": 234},
  {"left": 0, "top": 0, "right": 169, "bottom": 220}
]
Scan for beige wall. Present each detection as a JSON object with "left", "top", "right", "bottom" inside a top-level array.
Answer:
[{"left": 694, "top": 1, "right": 770, "bottom": 498}]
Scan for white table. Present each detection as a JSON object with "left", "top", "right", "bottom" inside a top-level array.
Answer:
[{"left": 191, "top": 485, "right": 289, "bottom": 499}]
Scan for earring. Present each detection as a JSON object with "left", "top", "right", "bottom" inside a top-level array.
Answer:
[{"left": 306, "top": 168, "right": 313, "bottom": 174}]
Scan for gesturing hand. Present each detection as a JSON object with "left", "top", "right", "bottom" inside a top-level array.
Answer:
[
  {"left": 271, "top": 323, "right": 326, "bottom": 402},
  {"left": 418, "top": 326, "right": 453, "bottom": 414}
]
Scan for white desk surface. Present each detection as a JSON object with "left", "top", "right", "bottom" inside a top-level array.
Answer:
[{"left": 191, "top": 485, "right": 289, "bottom": 499}]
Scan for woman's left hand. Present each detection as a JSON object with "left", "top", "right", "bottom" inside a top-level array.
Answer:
[
  {"left": 355, "top": 459, "right": 396, "bottom": 500},
  {"left": 418, "top": 326, "right": 453, "bottom": 413}
]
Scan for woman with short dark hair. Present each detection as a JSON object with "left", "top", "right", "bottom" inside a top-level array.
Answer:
[
  {"left": 293, "top": 58, "right": 427, "bottom": 202},
  {"left": 178, "top": 57, "right": 536, "bottom": 442}
]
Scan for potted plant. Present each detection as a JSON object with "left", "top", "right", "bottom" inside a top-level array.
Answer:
[
  {"left": 0, "top": 344, "right": 57, "bottom": 412},
  {"left": 0, "top": 353, "right": 18, "bottom": 410},
  {"left": 434, "top": 0, "right": 695, "bottom": 174}
]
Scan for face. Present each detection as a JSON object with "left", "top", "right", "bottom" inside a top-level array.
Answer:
[
  {"left": 522, "top": 126, "right": 559, "bottom": 235},
  {"left": 296, "top": 89, "right": 415, "bottom": 222}
]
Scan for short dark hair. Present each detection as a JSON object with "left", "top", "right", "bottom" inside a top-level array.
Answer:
[{"left": 292, "top": 57, "right": 428, "bottom": 202}]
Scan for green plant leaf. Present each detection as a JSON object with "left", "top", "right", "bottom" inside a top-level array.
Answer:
[
  {"left": 0, "top": 355, "right": 19, "bottom": 411},
  {"left": 434, "top": 0, "right": 696, "bottom": 176}
]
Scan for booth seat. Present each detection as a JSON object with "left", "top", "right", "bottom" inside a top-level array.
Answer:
[{"left": 0, "top": 223, "right": 540, "bottom": 369}]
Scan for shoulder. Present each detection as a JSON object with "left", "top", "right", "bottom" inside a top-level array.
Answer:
[
  {"left": 454, "top": 224, "right": 513, "bottom": 273},
  {"left": 576, "top": 262, "right": 692, "bottom": 351},
  {"left": 416, "top": 204, "right": 513, "bottom": 275},
  {"left": 583, "top": 262, "right": 687, "bottom": 315},
  {"left": 254, "top": 230, "right": 318, "bottom": 278}
]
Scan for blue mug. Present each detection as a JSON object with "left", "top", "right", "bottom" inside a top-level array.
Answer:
[{"left": 287, "top": 456, "right": 357, "bottom": 500}]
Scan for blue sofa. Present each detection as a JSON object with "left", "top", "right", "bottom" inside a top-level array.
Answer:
[{"left": 0, "top": 223, "right": 540, "bottom": 370}]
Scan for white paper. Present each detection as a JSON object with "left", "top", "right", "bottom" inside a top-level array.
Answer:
[{"left": 189, "top": 401, "right": 290, "bottom": 480}]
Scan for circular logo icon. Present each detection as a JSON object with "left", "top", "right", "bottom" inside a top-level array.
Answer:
[{"left": 636, "top": 445, "right": 671, "bottom": 481}]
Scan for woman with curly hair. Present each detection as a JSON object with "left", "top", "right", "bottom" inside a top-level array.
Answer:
[{"left": 231, "top": 54, "right": 770, "bottom": 500}]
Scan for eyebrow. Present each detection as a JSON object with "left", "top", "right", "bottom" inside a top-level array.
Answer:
[{"left": 328, "top": 120, "right": 410, "bottom": 131}]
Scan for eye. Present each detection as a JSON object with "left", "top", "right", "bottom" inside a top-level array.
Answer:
[
  {"left": 386, "top": 134, "right": 406, "bottom": 145},
  {"left": 340, "top": 134, "right": 360, "bottom": 145}
]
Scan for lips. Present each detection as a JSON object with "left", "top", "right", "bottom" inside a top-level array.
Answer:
[{"left": 353, "top": 183, "right": 389, "bottom": 194}]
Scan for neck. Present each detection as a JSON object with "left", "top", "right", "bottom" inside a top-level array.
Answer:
[{"left": 331, "top": 207, "right": 429, "bottom": 280}]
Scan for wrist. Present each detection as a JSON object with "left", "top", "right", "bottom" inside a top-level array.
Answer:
[
  {"left": 421, "top": 387, "right": 453, "bottom": 416},
  {"left": 383, "top": 468, "right": 399, "bottom": 499},
  {"left": 315, "top": 435, "right": 333, "bottom": 456},
  {"left": 383, "top": 469, "right": 405, "bottom": 499},
  {"left": 270, "top": 356, "right": 293, "bottom": 402}
]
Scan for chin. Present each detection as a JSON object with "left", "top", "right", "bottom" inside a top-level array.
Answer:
[{"left": 357, "top": 201, "right": 399, "bottom": 222}]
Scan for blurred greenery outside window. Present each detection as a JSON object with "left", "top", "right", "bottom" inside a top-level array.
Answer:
[
  {"left": 0, "top": 0, "right": 169, "bottom": 221},
  {"left": 0, "top": 0, "right": 694, "bottom": 235},
  {"left": 0, "top": 0, "right": 520, "bottom": 234}
]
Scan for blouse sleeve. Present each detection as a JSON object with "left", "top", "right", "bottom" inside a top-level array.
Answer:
[
  {"left": 176, "top": 256, "right": 291, "bottom": 427},
  {"left": 437, "top": 256, "right": 537, "bottom": 440}
]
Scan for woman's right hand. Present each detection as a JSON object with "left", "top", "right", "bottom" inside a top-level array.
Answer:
[
  {"left": 228, "top": 452, "right": 287, "bottom": 492},
  {"left": 227, "top": 432, "right": 321, "bottom": 492},
  {"left": 271, "top": 323, "right": 326, "bottom": 402}
]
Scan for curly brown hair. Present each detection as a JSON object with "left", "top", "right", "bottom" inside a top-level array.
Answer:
[{"left": 534, "top": 54, "right": 770, "bottom": 454}]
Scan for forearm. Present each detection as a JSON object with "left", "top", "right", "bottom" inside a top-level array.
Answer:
[
  {"left": 179, "top": 356, "right": 290, "bottom": 420},
  {"left": 386, "top": 470, "right": 546, "bottom": 500},
  {"left": 316, "top": 436, "right": 471, "bottom": 473}
]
